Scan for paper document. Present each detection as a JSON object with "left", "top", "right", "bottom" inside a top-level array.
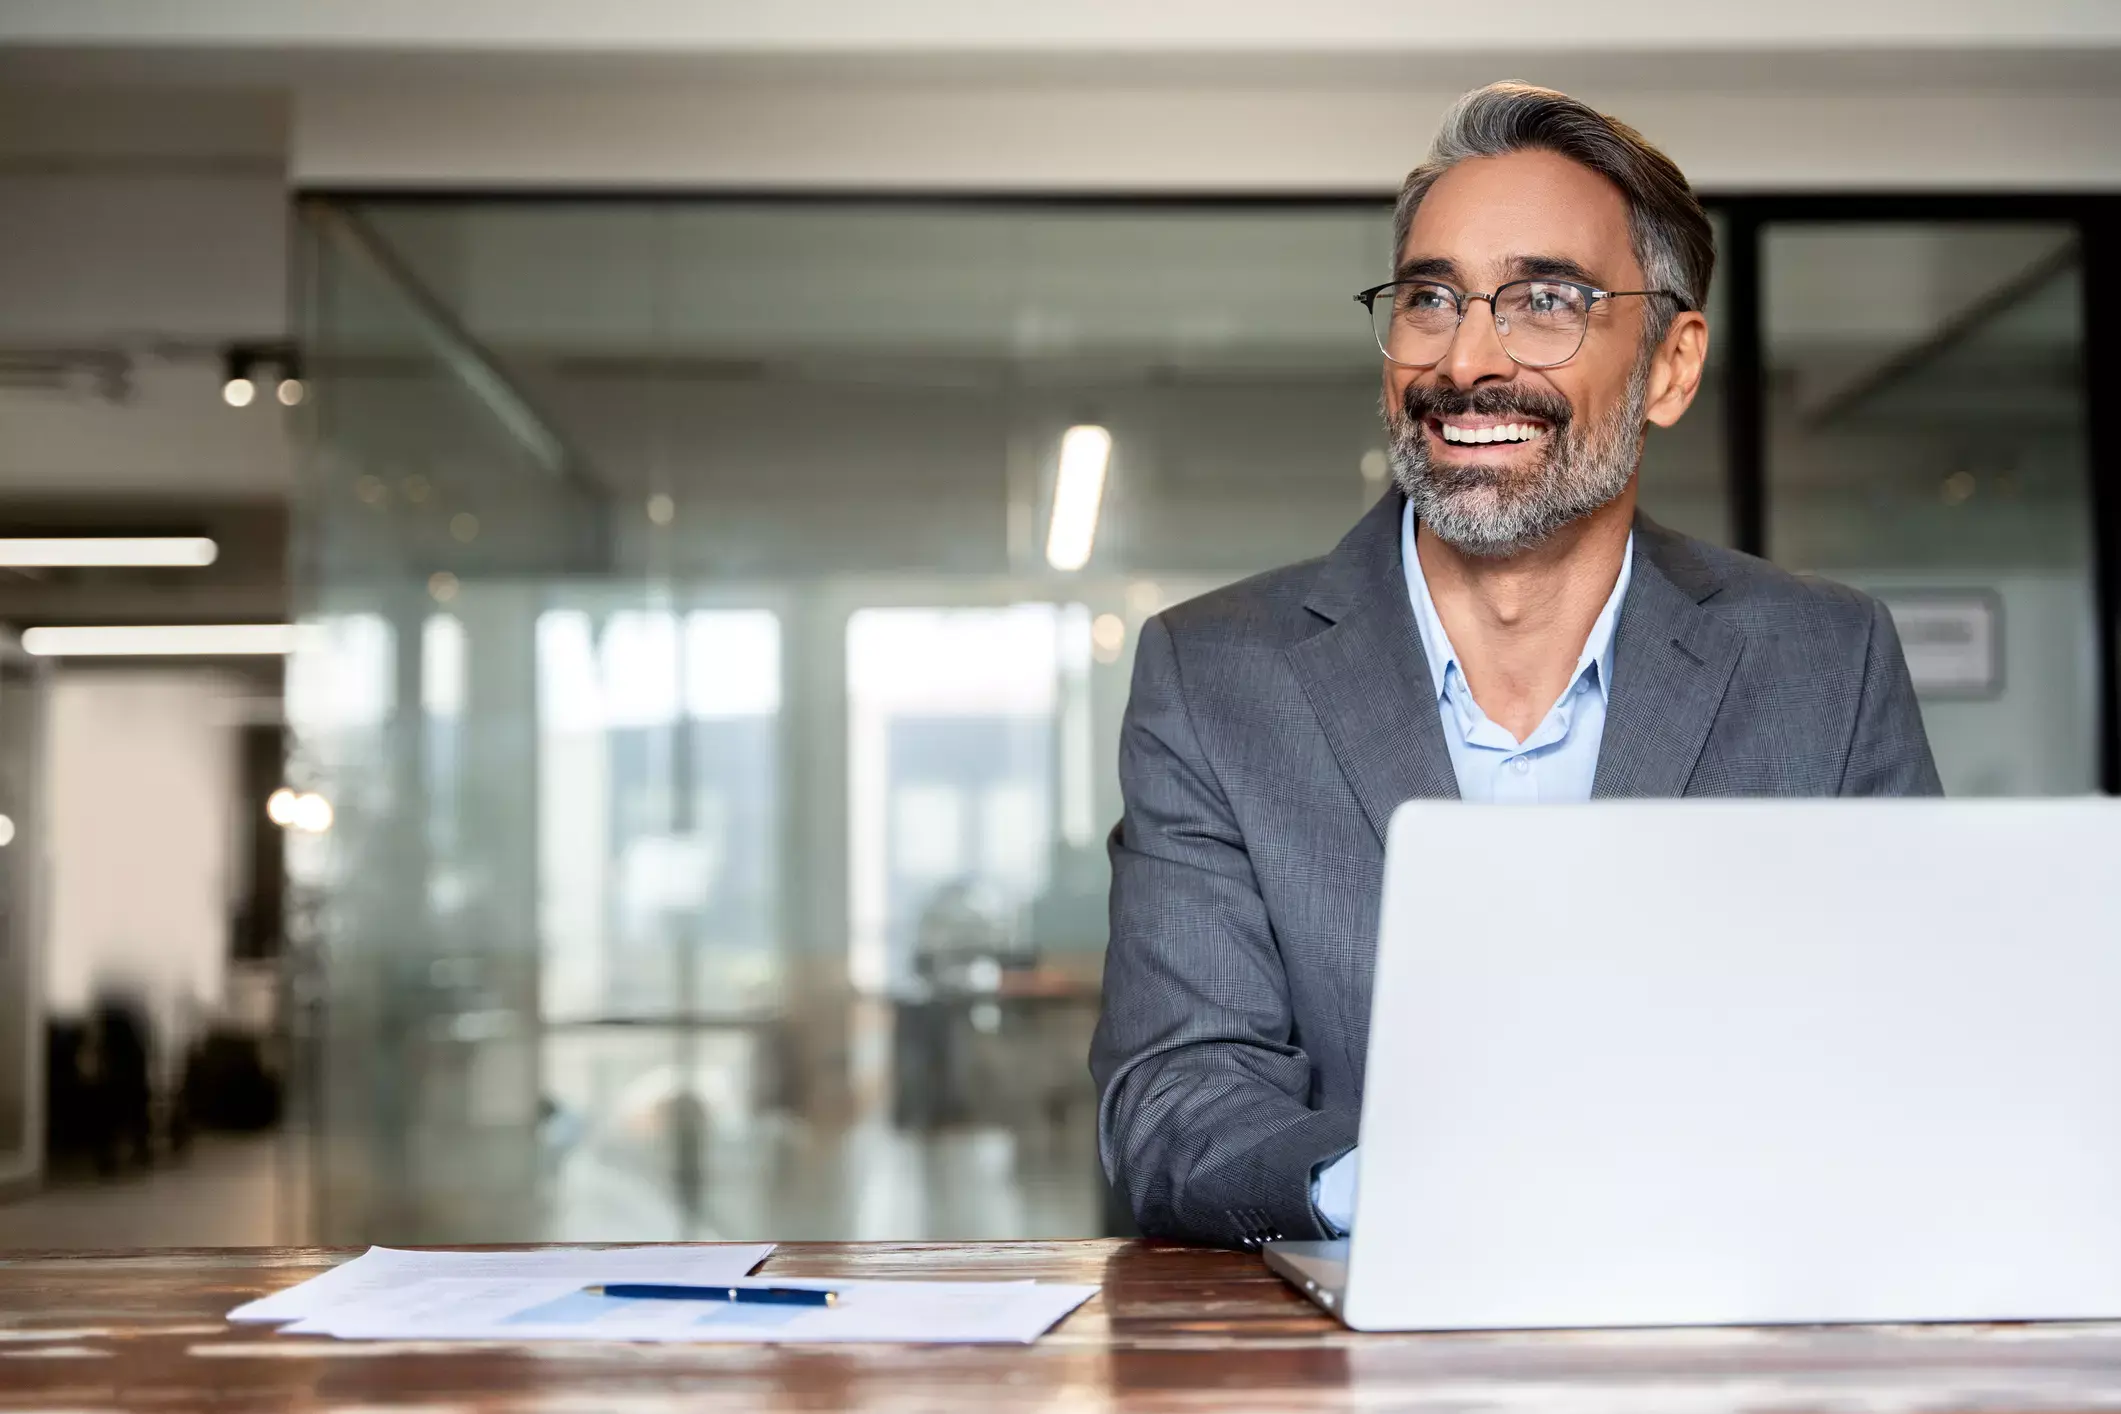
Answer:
[
  {"left": 228, "top": 1243, "right": 775, "bottom": 1325},
  {"left": 285, "top": 1275, "right": 1098, "bottom": 1345}
]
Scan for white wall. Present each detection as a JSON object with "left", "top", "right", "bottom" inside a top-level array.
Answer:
[
  {"left": 44, "top": 673, "right": 244, "bottom": 1061},
  {"left": 289, "top": 68, "right": 2121, "bottom": 192}
]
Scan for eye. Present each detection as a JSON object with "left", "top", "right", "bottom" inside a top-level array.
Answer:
[
  {"left": 1508, "top": 282, "right": 1587, "bottom": 325},
  {"left": 1399, "top": 285, "right": 1452, "bottom": 313}
]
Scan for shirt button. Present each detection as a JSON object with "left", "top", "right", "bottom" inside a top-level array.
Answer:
[{"left": 1511, "top": 757, "right": 1531, "bottom": 774}]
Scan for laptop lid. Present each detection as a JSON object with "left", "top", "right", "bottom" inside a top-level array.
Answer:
[{"left": 1343, "top": 799, "right": 2121, "bottom": 1332}]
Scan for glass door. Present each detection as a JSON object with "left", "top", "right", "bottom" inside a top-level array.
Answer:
[{"left": 1763, "top": 222, "right": 2093, "bottom": 794}]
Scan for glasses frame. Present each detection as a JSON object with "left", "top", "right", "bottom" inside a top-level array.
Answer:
[{"left": 1353, "top": 278, "right": 1692, "bottom": 369}]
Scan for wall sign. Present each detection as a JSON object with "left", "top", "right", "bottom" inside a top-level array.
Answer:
[{"left": 1876, "top": 591, "right": 2004, "bottom": 699}]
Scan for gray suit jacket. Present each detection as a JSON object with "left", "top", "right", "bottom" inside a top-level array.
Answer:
[{"left": 1090, "top": 491, "right": 1942, "bottom": 1249}]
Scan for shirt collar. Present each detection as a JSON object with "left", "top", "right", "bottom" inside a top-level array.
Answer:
[{"left": 1399, "top": 498, "right": 1633, "bottom": 706}]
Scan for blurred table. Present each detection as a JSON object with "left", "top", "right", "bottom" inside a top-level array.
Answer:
[
  {"left": 890, "top": 967, "right": 1102, "bottom": 1128},
  {"left": 6, "top": 1239, "right": 2121, "bottom": 1411}
]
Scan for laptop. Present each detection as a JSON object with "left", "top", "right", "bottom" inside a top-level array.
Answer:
[{"left": 1267, "top": 798, "right": 2121, "bottom": 1331}]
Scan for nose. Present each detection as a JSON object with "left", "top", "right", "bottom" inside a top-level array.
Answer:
[{"left": 1437, "top": 293, "right": 1518, "bottom": 389}]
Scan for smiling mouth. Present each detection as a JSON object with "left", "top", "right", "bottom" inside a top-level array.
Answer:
[{"left": 1428, "top": 418, "right": 1550, "bottom": 448}]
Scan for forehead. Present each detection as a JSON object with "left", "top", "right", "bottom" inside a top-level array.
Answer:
[{"left": 1401, "top": 149, "right": 1640, "bottom": 284}]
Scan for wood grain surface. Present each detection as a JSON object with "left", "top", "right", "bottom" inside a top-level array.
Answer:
[{"left": 4, "top": 1239, "right": 2121, "bottom": 1411}]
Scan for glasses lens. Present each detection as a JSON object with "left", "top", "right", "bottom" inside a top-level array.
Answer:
[
  {"left": 1493, "top": 281, "right": 1589, "bottom": 366},
  {"left": 1372, "top": 282, "right": 1459, "bottom": 365}
]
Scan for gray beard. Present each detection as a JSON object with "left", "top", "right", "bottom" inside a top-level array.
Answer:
[{"left": 1386, "top": 363, "right": 1650, "bottom": 559}]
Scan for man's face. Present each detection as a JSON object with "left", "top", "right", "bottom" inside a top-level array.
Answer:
[{"left": 1383, "top": 148, "right": 1704, "bottom": 556}]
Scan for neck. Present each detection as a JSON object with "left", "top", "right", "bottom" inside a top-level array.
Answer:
[{"left": 1415, "top": 484, "right": 1637, "bottom": 742}]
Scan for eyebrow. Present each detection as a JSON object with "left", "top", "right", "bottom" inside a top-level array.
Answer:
[
  {"left": 1502, "top": 253, "right": 1603, "bottom": 286},
  {"left": 1392, "top": 253, "right": 1606, "bottom": 287},
  {"left": 1393, "top": 255, "right": 1461, "bottom": 283}
]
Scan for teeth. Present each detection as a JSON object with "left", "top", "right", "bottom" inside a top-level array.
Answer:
[{"left": 1440, "top": 422, "right": 1542, "bottom": 445}]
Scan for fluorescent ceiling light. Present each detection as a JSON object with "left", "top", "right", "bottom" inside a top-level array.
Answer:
[
  {"left": 22, "top": 624, "right": 296, "bottom": 657},
  {"left": 1045, "top": 425, "right": 1113, "bottom": 573},
  {"left": 0, "top": 537, "right": 218, "bottom": 568}
]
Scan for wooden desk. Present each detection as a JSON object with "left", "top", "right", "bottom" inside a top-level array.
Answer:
[{"left": 6, "top": 1239, "right": 2121, "bottom": 1411}]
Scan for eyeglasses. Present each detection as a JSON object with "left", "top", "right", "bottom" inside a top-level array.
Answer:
[{"left": 1353, "top": 279, "right": 1690, "bottom": 370}]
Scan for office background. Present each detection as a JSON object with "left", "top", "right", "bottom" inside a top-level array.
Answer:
[{"left": 0, "top": 2, "right": 2115, "bottom": 1248}]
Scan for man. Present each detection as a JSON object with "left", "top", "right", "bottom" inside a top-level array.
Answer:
[{"left": 1090, "top": 82, "right": 1941, "bottom": 1250}]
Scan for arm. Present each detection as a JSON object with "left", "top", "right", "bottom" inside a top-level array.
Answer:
[
  {"left": 1090, "top": 614, "right": 1355, "bottom": 1247},
  {"left": 1839, "top": 597, "right": 1944, "bottom": 797}
]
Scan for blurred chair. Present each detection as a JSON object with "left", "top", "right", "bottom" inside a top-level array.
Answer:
[{"left": 45, "top": 997, "right": 155, "bottom": 1174}]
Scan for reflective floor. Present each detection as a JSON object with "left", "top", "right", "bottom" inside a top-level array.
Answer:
[
  {"left": 0, "top": 1108, "right": 1101, "bottom": 1250},
  {"left": 545, "top": 1110, "right": 1102, "bottom": 1243},
  {"left": 0, "top": 1132, "right": 307, "bottom": 1250},
  {"left": 4, "top": 995, "right": 1107, "bottom": 1249},
  {"left": 534, "top": 1008, "right": 1105, "bottom": 1243}
]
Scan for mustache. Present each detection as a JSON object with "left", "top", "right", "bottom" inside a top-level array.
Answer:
[{"left": 1396, "top": 382, "right": 1574, "bottom": 430}]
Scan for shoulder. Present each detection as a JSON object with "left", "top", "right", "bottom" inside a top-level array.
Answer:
[
  {"left": 1638, "top": 518, "right": 1884, "bottom": 640},
  {"left": 1151, "top": 556, "right": 1330, "bottom": 652}
]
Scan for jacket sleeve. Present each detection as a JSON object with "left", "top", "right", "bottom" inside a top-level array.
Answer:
[
  {"left": 1089, "top": 613, "right": 1355, "bottom": 1247},
  {"left": 1839, "top": 596, "right": 1945, "bottom": 797}
]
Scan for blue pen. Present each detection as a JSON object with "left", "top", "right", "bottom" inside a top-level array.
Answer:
[{"left": 585, "top": 1283, "right": 838, "bottom": 1307}]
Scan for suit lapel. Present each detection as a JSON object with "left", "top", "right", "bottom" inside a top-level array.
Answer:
[
  {"left": 1592, "top": 520, "right": 1745, "bottom": 798},
  {"left": 1287, "top": 492, "right": 1460, "bottom": 842}
]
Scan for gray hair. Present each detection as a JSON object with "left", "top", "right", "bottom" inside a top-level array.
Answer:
[{"left": 1392, "top": 82, "right": 1714, "bottom": 342}]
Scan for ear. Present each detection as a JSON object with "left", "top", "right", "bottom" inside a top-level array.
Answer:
[{"left": 1642, "top": 310, "right": 1709, "bottom": 428}]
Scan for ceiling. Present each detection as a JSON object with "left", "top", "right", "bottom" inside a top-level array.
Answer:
[{"left": 4, "top": 1, "right": 2118, "bottom": 64}]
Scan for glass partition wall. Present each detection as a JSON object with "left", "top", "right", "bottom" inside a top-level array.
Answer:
[
  {"left": 0, "top": 640, "right": 47, "bottom": 1197},
  {"left": 293, "top": 194, "right": 2102, "bottom": 1245},
  {"left": 293, "top": 203, "right": 610, "bottom": 1241},
  {"left": 1763, "top": 222, "right": 2095, "bottom": 795},
  {"left": 294, "top": 201, "right": 1422, "bottom": 1242}
]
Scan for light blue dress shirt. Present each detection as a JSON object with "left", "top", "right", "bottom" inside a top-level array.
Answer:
[{"left": 1311, "top": 502, "right": 1634, "bottom": 1233}]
